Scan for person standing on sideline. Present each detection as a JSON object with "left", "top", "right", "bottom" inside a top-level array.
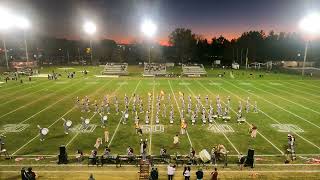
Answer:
[
  {"left": 150, "top": 167, "right": 159, "bottom": 180},
  {"left": 210, "top": 168, "right": 218, "bottom": 180},
  {"left": 183, "top": 166, "right": 191, "bottom": 180},
  {"left": 104, "top": 128, "right": 109, "bottom": 143},
  {"left": 167, "top": 164, "right": 176, "bottom": 180},
  {"left": 196, "top": 168, "right": 204, "bottom": 180}
]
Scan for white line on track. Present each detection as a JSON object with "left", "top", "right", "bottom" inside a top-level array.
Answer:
[
  {"left": 168, "top": 80, "right": 193, "bottom": 147},
  {"left": 216, "top": 81, "right": 320, "bottom": 151},
  {"left": 0, "top": 80, "right": 83, "bottom": 119},
  {"left": 10, "top": 80, "right": 113, "bottom": 155},
  {"left": 187, "top": 80, "right": 240, "bottom": 154},
  {"left": 254, "top": 83, "right": 320, "bottom": 115},
  {"left": 108, "top": 80, "right": 141, "bottom": 147},
  {"left": 224, "top": 80, "right": 320, "bottom": 129},
  {"left": 149, "top": 79, "right": 155, "bottom": 154},
  {"left": 201, "top": 80, "right": 284, "bottom": 155}
]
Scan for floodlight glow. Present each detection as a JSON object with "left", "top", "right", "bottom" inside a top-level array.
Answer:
[
  {"left": 299, "top": 13, "right": 320, "bottom": 34},
  {"left": 141, "top": 20, "right": 157, "bottom": 37},
  {"left": 15, "top": 16, "right": 30, "bottom": 30},
  {"left": 0, "top": 7, "right": 14, "bottom": 30},
  {"left": 83, "top": 21, "right": 96, "bottom": 35}
]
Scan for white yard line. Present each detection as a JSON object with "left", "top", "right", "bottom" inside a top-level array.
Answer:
[
  {"left": 66, "top": 113, "right": 97, "bottom": 147},
  {"left": 255, "top": 84, "right": 320, "bottom": 115},
  {"left": 279, "top": 81, "right": 320, "bottom": 98},
  {"left": 202, "top": 80, "right": 284, "bottom": 155},
  {"left": 187, "top": 80, "right": 240, "bottom": 154},
  {"left": 168, "top": 80, "right": 193, "bottom": 147},
  {"left": 224, "top": 80, "right": 320, "bottom": 129},
  {"left": 262, "top": 82, "right": 320, "bottom": 106},
  {"left": 216, "top": 81, "right": 320, "bottom": 151},
  {"left": 10, "top": 80, "right": 113, "bottom": 156},
  {"left": 0, "top": 80, "right": 83, "bottom": 119},
  {"left": 295, "top": 81, "right": 320, "bottom": 91},
  {"left": 0, "top": 83, "right": 57, "bottom": 106},
  {"left": 0, "top": 80, "right": 52, "bottom": 101},
  {"left": 149, "top": 79, "right": 155, "bottom": 154},
  {"left": 108, "top": 80, "right": 141, "bottom": 147}
]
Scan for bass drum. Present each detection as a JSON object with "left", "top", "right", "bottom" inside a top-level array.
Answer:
[
  {"left": 199, "top": 149, "right": 211, "bottom": 163},
  {"left": 41, "top": 128, "right": 49, "bottom": 135}
]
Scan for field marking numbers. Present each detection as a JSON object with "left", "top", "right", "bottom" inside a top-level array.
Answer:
[
  {"left": 207, "top": 124, "right": 235, "bottom": 133},
  {"left": 141, "top": 125, "right": 164, "bottom": 134},
  {"left": 218, "top": 79, "right": 320, "bottom": 151},
  {"left": 271, "top": 124, "right": 304, "bottom": 133},
  {"left": 0, "top": 124, "right": 29, "bottom": 133}
]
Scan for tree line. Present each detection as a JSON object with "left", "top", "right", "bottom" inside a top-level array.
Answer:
[{"left": 1, "top": 28, "right": 319, "bottom": 66}]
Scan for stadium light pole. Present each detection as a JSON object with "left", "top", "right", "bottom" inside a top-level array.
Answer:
[
  {"left": 83, "top": 21, "right": 96, "bottom": 64},
  {"left": 16, "top": 16, "right": 31, "bottom": 64},
  {"left": 141, "top": 19, "right": 157, "bottom": 64},
  {"left": 0, "top": 7, "right": 13, "bottom": 70},
  {"left": 299, "top": 12, "right": 320, "bottom": 76}
]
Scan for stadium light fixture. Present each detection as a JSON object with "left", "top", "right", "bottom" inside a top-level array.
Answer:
[
  {"left": 83, "top": 21, "right": 96, "bottom": 63},
  {"left": 0, "top": 7, "right": 13, "bottom": 70},
  {"left": 16, "top": 16, "right": 31, "bottom": 63},
  {"left": 299, "top": 12, "right": 320, "bottom": 76},
  {"left": 83, "top": 21, "right": 97, "bottom": 35},
  {"left": 141, "top": 19, "right": 157, "bottom": 38}
]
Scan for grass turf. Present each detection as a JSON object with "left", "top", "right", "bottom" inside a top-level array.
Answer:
[{"left": 0, "top": 66, "right": 320, "bottom": 179}]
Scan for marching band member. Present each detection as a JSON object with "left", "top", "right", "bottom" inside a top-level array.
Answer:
[
  {"left": 169, "top": 107, "right": 174, "bottom": 124},
  {"left": 81, "top": 117, "right": 88, "bottom": 129},
  {"left": 245, "top": 97, "right": 250, "bottom": 113},
  {"left": 139, "top": 101, "right": 144, "bottom": 113},
  {"left": 162, "top": 104, "right": 167, "bottom": 118},
  {"left": 180, "top": 119, "right": 187, "bottom": 134},
  {"left": 122, "top": 111, "right": 128, "bottom": 124},
  {"left": 253, "top": 101, "right": 258, "bottom": 113},
  {"left": 104, "top": 128, "right": 109, "bottom": 143},
  {"left": 37, "top": 125, "right": 45, "bottom": 141},
  {"left": 191, "top": 111, "right": 196, "bottom": 125},
  {"left": 134, "top": 112, "right": 139, "bottom": 124},
  {"left": 99, "top": 113, "right": 107, "bottom": 128},
  {"left": 94, "top": 138, "right": 102, "bottom": 149},
  {"left": 249, "top": 124, "right": 257, "bottom": 138},
  {"left": 173, "top": 134, "right": 179, "bottom": 147},
  {"left": 155, "top": 112, "right": 160, "bottom": 124},
  {"left": 201, "top": 112, "right": 207, "bottom": 125},
  {"left": 145, "top": 111, "right": 150, "bottom": 124},
  {"left": 62, "top": 117, "right": 70, "bottom": 134}
]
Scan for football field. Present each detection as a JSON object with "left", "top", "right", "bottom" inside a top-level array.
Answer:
[{"left": 0, "top": 66, "right": 319, "bottom": 169}]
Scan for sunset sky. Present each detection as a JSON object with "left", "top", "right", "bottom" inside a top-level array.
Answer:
[{"left": 2, "top": 0, "right": 320, "bottom": 45}]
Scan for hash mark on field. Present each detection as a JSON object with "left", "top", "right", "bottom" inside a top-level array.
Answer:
[
  {"left": 11, "top": 80, "right": 113, "bottom": 156},
  {"left": 218, "top": 80, "right": 320, "bottom": 151},
  {"left": 187, "top": 80, "right": 240, "bottom": 154},
  {"left": 108, "top": 80, "right": 141, "bottom": 147},
  {"left": 168, "top": 80, "right": 193, "bottom": 147}
]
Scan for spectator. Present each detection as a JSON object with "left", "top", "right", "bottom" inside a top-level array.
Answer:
[
  {"left": 167, "top": 164, "right": 176, "bottom": 180},
  {"left": 183, "top": 166, "right": 191, "bottom": 180},
  {"left": 26, "top": 167, "right": 36, "bottom": 180},
  {"left": 196, "top": 168, "right": 204, "bottom": 180},
  {"left": 210, "top": 168, "right": 218, "bottom": 180},
  {"left": 150, "top": 167, "right": 159, "bottom": 180},
  {"left": 76, "top": 149, "right": 83, "bottom": 163},
  {"left": 88, "top": 173, "right": 95, "bottom": 180}
]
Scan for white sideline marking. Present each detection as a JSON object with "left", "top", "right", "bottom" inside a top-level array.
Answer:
[
  {"left": 108, "top": 80, "right": 141, "bottom": 147},
  {"left": 218, "top": 80, "right": 320, "bottom": 151},
  {"left": 149, "top": 79, "right": 155, "bottom": 154},
  {"left": 295, "top": 81, "right": 320, "bottom": 91},
  {"left": 225, "top": 80, "right": 320, "bottom": 129},
  {"left": 0, "top": 80, "right": 83, "bottom": 120},
  {"left": 209, "top": 82, "right": 222, "bottom": 86},
  {"left": 259, "top": 83, "right": 320, "bottom": 112},
  {"left": 268, "top": 82, "right": 283, "bottom": 86},
  {"left": 190, "top": 81, "right": 240, "bottom": 154},
  {"left": 11, "top": 80, "right": 113, "bottom": 155},
  {"left": 200, "top": 80, "right": 284, "bottom": 155},
  {"left": 239, "top": 82, "right": 252, "bottom": 86},
  {"left": 168, "top": 80, "right": 193, "bottom": 147}
]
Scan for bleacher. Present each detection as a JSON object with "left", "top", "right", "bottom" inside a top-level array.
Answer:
[
  {"left": 182, "top": 64, "right": 207, "bottom": 77},
  {"left": 143, "top": 63, "right": 166, "bottom": 77},
  {"left": 101, "top": 63, "right": 128, "bottom": 76}
]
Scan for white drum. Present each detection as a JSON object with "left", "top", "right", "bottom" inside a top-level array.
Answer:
[
  {"left": 125, "top": 113, "right": 129, "bottom": 118},
  {"left": 66, "top": 120, "right": 72, "bottom": 127},
  {"left": 41, "top": 128, "right": 49, "bottom": 135},
  {"left": 199, "top": 149, "right": 211, "bottom": 163},
  {"left": 103, "top": 116, "right": 108, "bottom": 121},
  {"left": 85, "top": 119, "right": 90, "bottom": 124}
]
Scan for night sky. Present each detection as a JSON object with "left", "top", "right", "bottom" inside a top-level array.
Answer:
[{"left": 2, "top": 0, "right": 320, "bottom": 45}]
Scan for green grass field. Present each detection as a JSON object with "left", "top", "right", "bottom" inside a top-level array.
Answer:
[{"left": 0, "top": 66, "right": 319, "bottom": 179}]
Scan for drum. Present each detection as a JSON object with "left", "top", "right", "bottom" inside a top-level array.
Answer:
[
  {"left": 85, "top": 119, "right": 90, "bottom": 124},
  {"left": 125, "top": 113, "right": 129, "bottom": 118},
  {"left": 41, "top": 128, "right": 49, "bottom": 135},
  {"left": 66, "top": 120, "right": 72, "bottom": 127},
  {"left": 103, "top": 116, "right": 108, "bottom": 121},
  {"left": 199, "top": 149, "right": 211, "bottom": 163}
]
